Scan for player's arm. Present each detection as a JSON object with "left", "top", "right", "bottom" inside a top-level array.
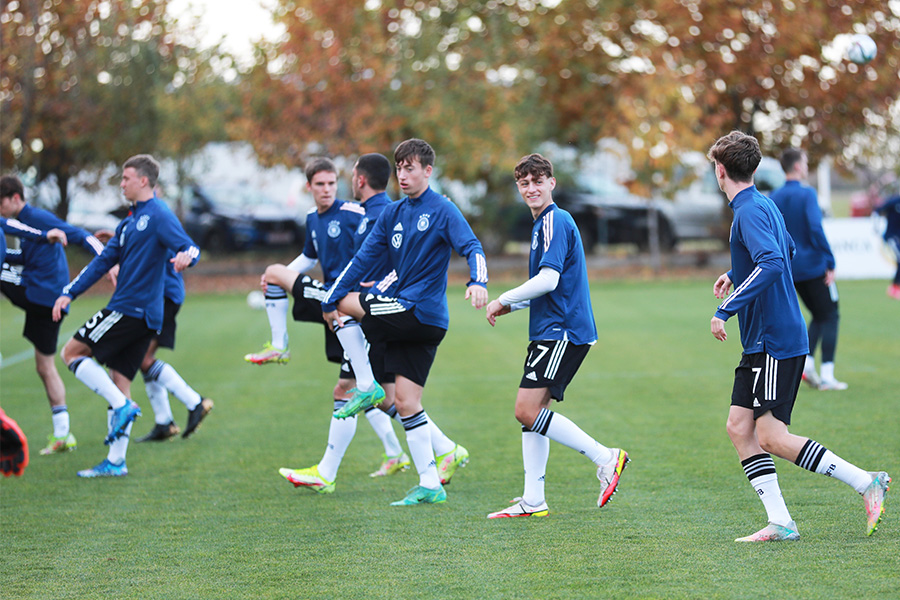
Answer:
[
  {"left": 0, "top": 217, "right": 60, "bottom": 245},
  {"left": 157, "top": 211, "right": 201, "bottom": 272},
  {"left": 53, "top": 218, "right": 104, "bottom": 257},
  {"left": 714, "top": 213, "right": 783, "bottom": 320},
  {"left": 322, "top": 212, "right": 387, "bottom": 312},
  {"left": 53, "top": 229, "right": 123, "bottom": 320},
  {"left": 804, "top": 191, "right": 836, "bottom": 271},
  {"left": 445, "top": 203, "right": 489, "bottom": 308},
  {"left": 486, "top": 267, "right": 559, "bottom": 326}
]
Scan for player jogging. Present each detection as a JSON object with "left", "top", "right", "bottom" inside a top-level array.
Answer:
[
  {"left": 484, "top": 153, "right": 629, "bottom": 518},
  {"left": 321, "top": 138, "right": 489, "bottom": 506},
  {"left": 708, "top": 131, "right": 890, "bottom": 541}
]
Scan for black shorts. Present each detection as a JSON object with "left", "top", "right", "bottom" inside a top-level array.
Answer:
[
  {"left": 73, "top": 308, "right": 155, "bottom": 380},
  {"left": 519, "top": 339, "right": 591, "bottom": 402},
  {"left": 731, "top": 352, "right": 804, "bottom": 424},
  {"left": 291, "top": 275, "right": 352, "bottom": 374},
  {"left": 794, "top": 277, "right": 839, "bottom": 322},
  {"left": 156, "top": 298, "right": 181, "bottom": 350},
  {"left": 358, "top": 293, "right": 446, "bottom": 387},
  {"left": 1, "top": 281, "right": 63, "bottom": 355}
]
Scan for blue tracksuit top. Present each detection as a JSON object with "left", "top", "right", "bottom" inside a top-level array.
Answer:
[
  {"left": 714, "top": 186, "right": 808, "bottom": 359},
  {"left": 770, "top": 180, "right": 835, "bottom": 281},
  {"left": 355, "top": 191, "right": 394, "bottom": 291},
  {"left": 3, "top": 204, "right": 104, "bottom": 308},
  {"left": 322, "top": 186, "right": 488, "bottom": 330},
  {"left": 1, "top": 217, "right": 50, "bottom": 265},
  {"left": 528, "top": 204, "right": 597, "bottom": 346},
  {"left": 877, "top": 195, "right": 900, "bottom": 240},
  {"left": 63, "top": 196, "right": 199, "bottom": 330},
  {"left": 303, "top": 199, "right": 364, "bottom": 287}
]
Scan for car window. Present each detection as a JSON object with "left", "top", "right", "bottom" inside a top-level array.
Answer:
[{"left": 203, "top": 185, "right": 278, "bottom": 210}]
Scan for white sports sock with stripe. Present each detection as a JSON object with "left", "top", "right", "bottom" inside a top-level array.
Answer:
[
  {"left": 72, "top": 358, "right": 127, "bottom": 409},
  {"left": 365, "top": 408, "right": 403, "bottom": 456},
  {"left": 522, "top": 430, "right": 549, "bottom": 507},
  {"left": 335, "top": 320, "right": 375, "bottom": 392},
  {"left": 106, "top": 409, "right": 132, "bottom": 465},
  {"left": 264, "top": 289, "right": 289, "bottom": 350},
  {"left": 318, "top": 409, "right": 358, "bottom": 482},
  {"left": 538, "top": 409, "right": 612, "bottom": 466},
  {"left": 144, "top": 379, "right": 174, "bottom": 425}
]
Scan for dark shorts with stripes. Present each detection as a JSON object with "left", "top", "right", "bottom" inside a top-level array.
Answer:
[
  {"left": 291, "top": 275, "right": 352, "bottom": 376},
  {"left": 1, "top": 281, "right": 63, "bottom": 355},
  {"left": 156, "top": 297, "right": 180, "bottom": 350},
  {"left": 358, "top": 293, "right": 445, "bottom": 387},
  {"left": 73, "top": 308, "right": 155, "bottom": 380},
  {"left": 519, "top": 339, "right": 591, "bottom": 402},
  {"left": 731, "top": 352, "right": 804, "bottom": 424}
]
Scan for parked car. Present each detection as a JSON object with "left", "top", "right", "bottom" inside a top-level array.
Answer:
[{"left": 179, "top": 184, "right": 304, "bottom": 252}]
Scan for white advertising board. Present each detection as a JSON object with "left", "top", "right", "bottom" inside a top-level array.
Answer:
[{"left": 822, "top": 218, "right": 895, "bottom": 280}]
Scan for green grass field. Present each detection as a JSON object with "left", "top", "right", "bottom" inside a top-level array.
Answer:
[{"left": 1, "top": 279, "right": 897, "bottom": 599}]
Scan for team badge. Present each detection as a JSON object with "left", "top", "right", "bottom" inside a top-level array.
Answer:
[
  {"left": 136, "top": 215, "right": 150, "bottom": 231},
  {"left": 357, "top": 218, "right": 369, "bottom": 235},
  {"left": 417, "top": 214, "right": 430, "bottom": 232},
  {"left": 391, "top": 233, "right": 403, "bottom": 249},
  {"left": 327, "top": 220, "right": 341, "bottom": 238},
  {"left": 532, "top": 231, "right": 539, "bottom": 250}
]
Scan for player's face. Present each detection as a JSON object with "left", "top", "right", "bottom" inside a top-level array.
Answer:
[
  {"left": 308, "top": 170, "right": 337, "bottom": 212},
  {"left": 396, "top": 158, "right": 432, "bottom": 198},
  {"left": 120, "top": 167, "right": 146, "bottom": 202},
  {"left": 516, "top": 172, "right": 555, "bottom": 218},
  {"left": 796, "top": 154, "right": 809, "bottom": 179},
  {"left": 0, "top": 196, "right": 15, "bottom": 218},
  {"left": 350, "top": 165, "right": 362, "bottom": 200}
]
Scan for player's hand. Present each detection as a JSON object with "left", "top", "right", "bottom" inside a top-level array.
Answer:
[
  {"left": 713, "top": 273, "right": 732, "bottom": 299},
  {"left": 824, "top": 269, "right": 836, "bottom": 286},
  {"left": 170, "top": 251, "right": 193, "bottom": 273},
  {"left": 323, "top": 309, "right": 340, "bottom": 333},
  {"left": 359, "top": 280, "right": 375, "bottom": 288},
  {"left": 52, "top": 295, "right": 71, "bottom": 322},
  {"left": 711, "top": 316, "right": 727, "bottom": 341},
  {"left": 105, "top": 264, "right": 119, "bottom": 287},
  {"left": 259, "top": 273, "right": 268, "bottom": 293},
  {"left": 0, "top": 408, "right": 29, "bottom": 477},
  {"left": 466, "top": 284, "right": 488, "bottom": 309},
  {"left": 93, "top": 229, "right": 116, "bottom": 244},
  {"left": 46, "top": 228, "right": 68, "bottom": 246},
  {"left": 485, "top": 299, "right": 510, "bottom": 327}
]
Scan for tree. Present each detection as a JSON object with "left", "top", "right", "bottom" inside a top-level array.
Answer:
[{"left": 1, "top": 0, "right": 236, "bottom": 218}]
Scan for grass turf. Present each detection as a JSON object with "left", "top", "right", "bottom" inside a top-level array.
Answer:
[{"left": 1, "top": 279, "right": 897, "bottom": 599}]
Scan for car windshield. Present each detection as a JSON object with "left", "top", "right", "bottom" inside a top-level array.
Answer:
[
  {"left": 202, "top": 185, "right": 279, "bottom": 210},
  {"left": 574, "top": 174, "right": 629, "bottom": 197}
]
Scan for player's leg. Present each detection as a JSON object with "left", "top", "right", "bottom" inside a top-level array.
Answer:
[
  {"left": 362, "top": 371, "right": 408, "bottom": 477},
  {"left": 138, "top": 339, "right": 179, "bottom": 441},
  {"left": 800, "top": 279, "right": 845, "bottom": 390},
  {"left": 245, "top": 264, "right": 300, "bottom": 363},
  {"left": 794, "top": 281, "right": 823, "bottom": 388},
  {"left": 727, "top": 353, "right": 798, "bottom": 541},
  {"left": 887, "top": 237, "right": 900, "bottom": 299},
  {"left": 756, "top": 413, "right": 891, "bottom": 535}
]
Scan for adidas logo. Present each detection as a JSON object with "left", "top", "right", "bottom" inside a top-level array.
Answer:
[
  {"left": 393, "top": 222, "right": 404, "bottom": 231},
  {"left": 525, "top": 371, "right": 538, "bottom": 381},
  {"left": 753, "top": 398, "right": 760, "bottom": 408}
]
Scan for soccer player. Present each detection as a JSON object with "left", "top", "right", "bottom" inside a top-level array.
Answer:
[
  {"left": 52, "top": 154, "right": 200, "bottom": 477},
  {"left": 708, "top": 131, "right": 890, "bottom": 541},
  {"left": 135, "top": 258, "right": 213, "bottom": 442},
  {"left": 874, "top": 193, "right": 900, "bottom": 300},
  {"left": 321, "top": 138, "right": 489, "bottom": 506},
  {"left": 771, "top": 148, "right": 846, "bottom": 390},
  {"left": 241, "top": 156, "right": 404, "bottom": 491},
  {"left": 1, "top": 175, "right": 105, "bottom": 456},
  {"left": 484, "top": 153, "right": 629, "bottom": 519}
]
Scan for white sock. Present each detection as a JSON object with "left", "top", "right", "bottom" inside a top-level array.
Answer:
[
  {"left": 751, "top": 473, "right": 793, "bottom": 526},
  {"left": 796, "top": 439, "right": 872, "bottom": 493},
  {"left": 335, "top": 320, "right": 375, "bottom": 391},
  {"left": 72, "top": 358, "right": 127, "bottom": 409},
  {"left": 144, "top": 379, "right": 174, "bottom": 425},
  {"left": 804, "top": 355, "right": 817, "bottom": 373},
  {"left": 820, "top": 362, "right": 835, "bottom": 381},
  {"left": 365, "top": 408, "right": 403, "bottom": 456},
  {"left": 154, "top": 361, "right": 201, "bottom": 410},
  {"left": 402, "top": 412, "right": 441, "bottom": 489},
  {"left": 522, "top": 430, "right": 549, "bottom": 507},
  {"left": 428, "top": 417, "right": 456, "bottom": 457},
  {"left": 535, "top": 409, "right": 612, "bottom": 465},
  {"left": 106, "top": 408, "right": 132, "bottom": 465},
  {"left": 264, "top": 289, "right": 289, "bottom": 350},
  {"left": 51, "top": 406, "right": 70, "bottom": 438},
  {"left": 317, "top": 401, "right": 358, "bottom": 482}
]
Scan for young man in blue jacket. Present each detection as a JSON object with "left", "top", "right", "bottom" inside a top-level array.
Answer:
[
  {"left": 484, "top": 154, "right": 629, "bottom": 518},
  {"left": 708, "top": 131, "right": 890, "bottom": 541},
  {"left": 771, "top": 148, "right": 845, "bottom": 390},
  {"left": 52, "top": 155, "right": 200, "bottom": 477},
  {"left": 322, "top": 139, "right": 489, "bottom": 506},
  {"left": 1, "top": 175, "right": 105, "bottom": 455},
  {"left": 875, "top": 194, "right": 900, "bottom": 299}
]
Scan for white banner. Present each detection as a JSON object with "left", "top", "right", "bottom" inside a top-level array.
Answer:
[{"left": 822, "top": 217, "right": 895, "bottom": 280}]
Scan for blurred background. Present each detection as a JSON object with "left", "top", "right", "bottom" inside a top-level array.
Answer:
[{"left": 2, "top": 0, "right": 899, "bottom": 278}]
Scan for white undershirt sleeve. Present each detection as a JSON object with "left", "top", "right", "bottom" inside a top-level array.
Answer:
[
  {"left": 497, "top": 267, "right": 560, "bottom": 311},
  {"left": 286, "top": 253, "right": 317, "bottom": 273}
]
